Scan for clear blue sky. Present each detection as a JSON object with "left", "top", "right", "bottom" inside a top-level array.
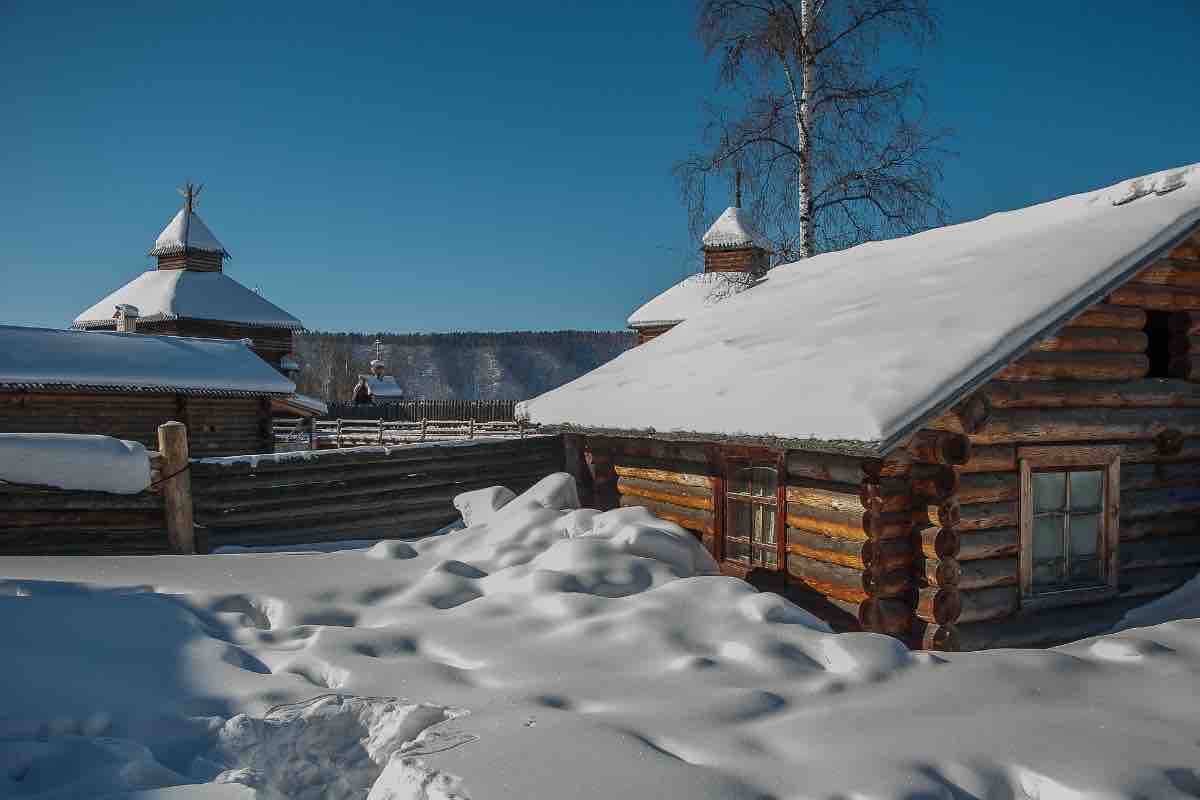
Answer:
[{"left": 2, "top": 1, "right": 1197, "bottom": 333}]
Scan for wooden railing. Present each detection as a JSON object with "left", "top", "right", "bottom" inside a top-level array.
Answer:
[
  {"left": 274, "top": 417, "right": 533, "bottom": 450},
  {"left": 324, "top": 399, "right": 518, "bottom": 423}
]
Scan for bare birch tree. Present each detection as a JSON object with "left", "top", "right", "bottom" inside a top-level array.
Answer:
[{"left": 678, "top": 0, "right": 950, "bottom": 262}]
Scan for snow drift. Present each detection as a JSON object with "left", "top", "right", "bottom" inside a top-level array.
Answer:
[{"left": 2, "top": 473, "right": 1200, "bottom": 798}]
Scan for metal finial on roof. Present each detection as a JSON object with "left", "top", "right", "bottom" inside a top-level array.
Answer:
[
  {"left": 735, "top": 170, "right": 742, "bottom": 208},
  {"left": 179, "top": 181, "right": 204, "bottom": 214}
]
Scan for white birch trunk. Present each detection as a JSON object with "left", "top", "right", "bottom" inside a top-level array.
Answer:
[{"left": 797, "top": 0, "right": 815, "bottom": 258}]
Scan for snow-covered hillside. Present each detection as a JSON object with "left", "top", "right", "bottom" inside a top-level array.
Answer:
[{"left": 2, "top": 475, "right": 1199, "bottom": 799}]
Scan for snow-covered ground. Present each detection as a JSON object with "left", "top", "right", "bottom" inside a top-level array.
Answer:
[{"left": 3, "top": 474, "right": 1199, "bottom": 799}]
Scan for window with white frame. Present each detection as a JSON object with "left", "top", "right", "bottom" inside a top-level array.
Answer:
[{"left": 1019, "top": 446, "right": 1120, "bottom": 607}]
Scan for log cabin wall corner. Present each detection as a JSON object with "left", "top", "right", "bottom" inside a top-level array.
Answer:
[{"left": 916, "top": 230, "right": 1200, "bottom": 651}]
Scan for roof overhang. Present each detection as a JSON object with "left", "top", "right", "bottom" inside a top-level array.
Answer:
[{"left": 879, "top": 216, "right": 1200, "bottom": 455}]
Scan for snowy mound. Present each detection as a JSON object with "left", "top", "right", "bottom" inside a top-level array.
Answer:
[
  {"left": 4, "top": 474, "right": 1200, "bottom": 798},
  {"left": 0, "top": 433, "right": 150, "bottom": 494}
]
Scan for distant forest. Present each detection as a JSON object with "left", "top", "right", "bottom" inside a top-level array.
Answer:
[{"left": 294, "top": 330, "right": 634, "bottom": 403}]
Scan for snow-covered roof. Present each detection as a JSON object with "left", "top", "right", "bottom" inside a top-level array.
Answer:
[
  {"left": 148, "top": 208, "right": 229, "bottom": 257},
  {"left": 273, "top": 393, "right": 329, "bottom": 417},
  {"left": 365, "top": 375, "right": 405, "bottom": 400},
  {"left": 702, "top": 206, "right": 770, "bottom": 250},
  {"left": 627, "top": 272, "right": 754, "bottom": 329},
  {"left": 0, "top": 325, "right": 295, "bottom": 397},
  {"left": 523, "top": 164, "right": 1200, "bottom": 455},
  {"left": 72, "top": 270, "right": 303, "bottom": 330}
]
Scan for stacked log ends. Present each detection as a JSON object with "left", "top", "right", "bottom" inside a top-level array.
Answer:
[
  {"left": 951, "top": 392, "right": 994, "bottom": 435},
  {"left": 916, "top": 525, "right": 960, "bottom": 559},
  {"left": 858, "top": 598, "right": 912, "bottom": 637},
  {"left": 906, "top": 430, "right": 970, "bottom": 466},
  {"left": 1155, "top": 428, "right": 1186, "bottom": 456},
  {"left": 910, "top": 464, "right": 958, "bottom": 500},
  {"left": 912, "top": 621, "right": 959, "bottom": 651},
  {"left": 917, "top": 586, "right": 961, "bottom": 625}
]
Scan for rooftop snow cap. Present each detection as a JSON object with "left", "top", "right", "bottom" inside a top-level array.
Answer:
[
  {"left": 522, "top": 163, "right": 1200, "bottom": 455},
  {"left": 148, "top": 183, "right": 230, "bottom": 258},
  {"left": 702, "top": 206, "right": 771, "bottom": 251},
  {"left": 149, "top": 207, "right": 229, "bottom": 257}
]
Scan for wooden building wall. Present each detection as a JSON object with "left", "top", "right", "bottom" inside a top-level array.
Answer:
[
  {"left": 912, "top": 233, "right": 1200, "bottom": 649},
  {"left": 0, "top": 393, "right": 273, "bottom": 457},
  {"left": 632, "top": 324, "right": 676, "bottom": 347},
  {"left": 89, "top": 319, "right": 295, "bottom": 371},
  {"left": 588, "top": 232, "right": 1200, "bottom": 651}
]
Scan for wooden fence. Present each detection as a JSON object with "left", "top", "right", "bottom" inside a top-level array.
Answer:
[
  {"left": 273, "top": 417, "right": 532, "bottom": 450},
  {"left": 189, "top": 435, "right": 564, "bottom": 549},
  {"left": 1, "top": 426, "right": 566, "bottom": 554},
  {"left": 324, "top": 400, "right": 518, "bottom": 422},
  {"left": 0, "top": 451, "right": 170, "bottom": 555}
]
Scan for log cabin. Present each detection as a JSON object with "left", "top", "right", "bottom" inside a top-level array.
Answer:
[
  {"left": 523, "top": 163, "right": 1200, "bottom": 651},
  {"left": 0, "top": 325, "right": 294, "bottom": 456},
  {"left": 71, "top": 184, "right": 305, "bottom": 376},
  {"left": 627, "top": 202, "right": 770, "bottom": 346}
]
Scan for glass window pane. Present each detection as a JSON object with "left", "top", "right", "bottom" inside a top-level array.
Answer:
[
  {"left": 753, "top": 467, "right": 777, "bottom": 498},
  {"left": 729, "top": 501, "right": 751, "bottom": 537},
  {"left": 1032, "top": 562, "right": 1059, "bottom": 590},
  {"left": 731, "top": 538, "right": 750, "bottom": 563},
  {"left": 761, "top": 505, "right": 776, "bottom": 545},
  {"left": 1033, "top": 515, "right": 1065, "bottom": 560},
  {"left": 762, "top": 548, "right": 778, "bottom": 569},
  {"left": 1069, "top": 557, "right": 1101, "bottom": 584},
  {"left": 1069, "top": 513, "right": 1101, "bottom": 557},
  {"left": 1069, "top": 471, "right": 1103, "bottom": 512},
  {"left": 729, "top": 468, "right": 750, "bottom": 495},
  {"left": 1033, "top": 472, "right": 1066, "bottom": 513}
]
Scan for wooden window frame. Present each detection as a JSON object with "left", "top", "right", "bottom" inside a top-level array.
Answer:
[
  {"left": 1018, "top": 445, "right": 1121, "bottom": 611},
  {"left": 716, "top": 448, "right": 787, "bottom": 575}
]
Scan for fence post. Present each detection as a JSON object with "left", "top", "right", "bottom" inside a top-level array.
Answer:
[
  {"left": 309, "top": 418, "right": 316, "bottom": 451},
  {"left": 420, "top": 418, "right": 427, "bottom": 442},
  {"left": 157, "top": 421, "right": 196, "bottom": 554},
  {"left": 378, "top": 417, "right": 385, "bottom": 445},
  {"left": 336, "top": 418, "right": 343, "bottom": 448},
  {"left": 468, "top": 418, "right": 475, "bottom": 439}
]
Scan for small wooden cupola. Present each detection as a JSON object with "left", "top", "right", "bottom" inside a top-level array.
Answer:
[
  {"left": 702, "top": 175, "right": 770, "bottom": 274},
  {"left": 147, "top": 182, "right": 230, "bottom": 272}
]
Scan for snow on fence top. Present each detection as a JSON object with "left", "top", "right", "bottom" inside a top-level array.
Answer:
[
  {"left": 0, "top": 433, "right": 151, "bottom": 494},
  {"left": 72, "top": 269, "right": 303, "bottom": 330},
  {"left": 627, "top": 272, "right": 753, "bottom": 328},
  {"left": 148, "top": 207, "right": 229, "bottom": 257},
  {"left": 0, "top": 325, "right": 295, "bottom": 396},
  {"left": 523, "top": 163, "right": 1200, "bottom": 454},
  {"left": 702, "top": 205, "right": 771, "bottom": 250}
]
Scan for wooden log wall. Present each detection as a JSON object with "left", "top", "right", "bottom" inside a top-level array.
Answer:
[
  {"left": 784, "top": 449, "right": 917, "bottom": 635},
  {"left": 0, "top": 392, "right": 273, "bottom": 457},
  {"left": 586, "top": 437, "right": 717, "bottom": 553},
  {"left": 190, "top": 435, "right": 565, "bottom": 550},
  {"left": 0, "top": 475, "right": 169, "bottom": 555},
  {"left": 916, "top": 234, "right": 1200, "bottom": 649},
  {"left": 781, "top": 433, "right": 969, "bottom": 638}
]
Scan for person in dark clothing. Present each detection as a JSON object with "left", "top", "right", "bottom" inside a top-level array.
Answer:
[{"left": 352, "top": 377, "right": 372, "bottom": 405}]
